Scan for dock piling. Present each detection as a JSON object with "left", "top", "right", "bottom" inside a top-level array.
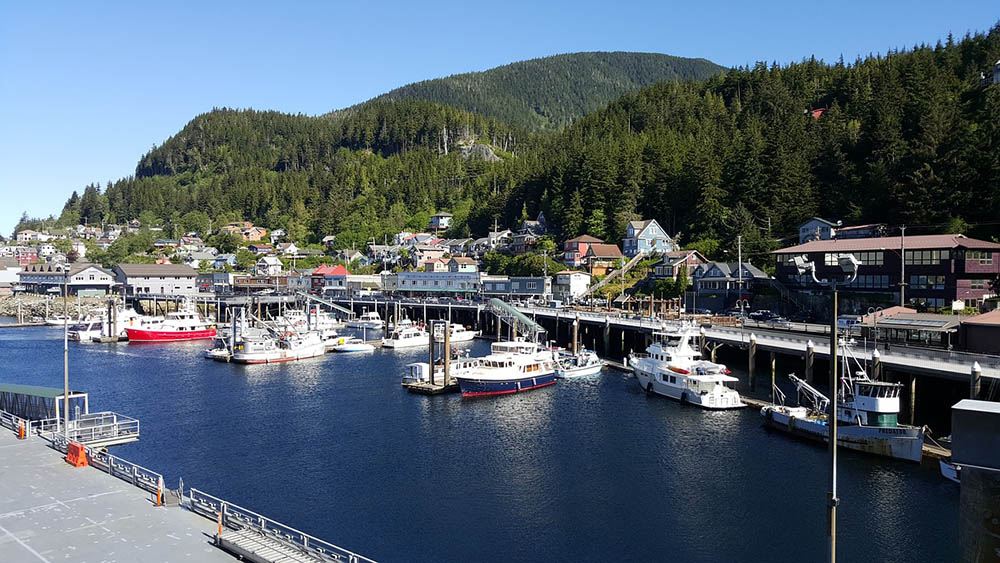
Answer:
[
  {"left": 749, "top": 333, "right": 757, "bottom": 392},
  {"left": 971, "top": 361, "right": 981, "bottom": 399},
  {"left": 805, "top": 340, "right": 815, "bottom": 384}
]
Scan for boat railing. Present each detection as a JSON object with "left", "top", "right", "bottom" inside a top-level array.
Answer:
[{"left": 189, "top": 487, "right": 375, "bottom": 563}]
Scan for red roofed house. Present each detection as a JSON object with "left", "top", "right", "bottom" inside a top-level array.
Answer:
[
  {"left": 563, "top": 235, "right": 603, "bottom": 268},
  {"left": 311, "top": 264, "right": 349, "bottom": 291},
  {"left": 774, "top": 234, "right": 1000, "bottom": 311}
]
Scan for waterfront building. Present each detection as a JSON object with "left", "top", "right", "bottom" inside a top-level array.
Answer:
[
  {"left": 18, "top": 262, "right": 116, "bottom": 296},
  {"left": 622, "top": 219, "right": 673, "bottom": 257},
  {"left": 396, "top": 270, "right": 480, "bottom": 297},
  {"left": 585, "top": 243, "right": 623, "bottom": 276},
  {"left": 196, "top": 272, "right": 234, "bottom": 293},
  {"left": 114, "top": 263, "right": 198, "bottom": 296},
  {"left": 651, "top": 250, "right": 708, "bottom": 281},
  {"left": 562, "top": 235, "right": 603, "bottom": 268},
  {"left": 962, "top": 309, "right": 1000, "bottom": 354},
  {"left": 773, "top": 234, "right": 1000, "bottom": 310},
  {"left": 482, "top": 275, "right": 551, "bottom": 299},
  {"left": 553, "top": 270, "right": 591, "bottom": 302}
]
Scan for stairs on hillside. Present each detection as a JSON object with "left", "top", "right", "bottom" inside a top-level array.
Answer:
[{"left": 581, "top": 252, "right": 650, "bottom": 298}]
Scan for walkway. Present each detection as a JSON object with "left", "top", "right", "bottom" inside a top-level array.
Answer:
[{"left": 0, "top": 430, "right": 230, "bottom": 563}]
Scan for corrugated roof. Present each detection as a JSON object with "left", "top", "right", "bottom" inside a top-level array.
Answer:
[
  {"left": 776, "top": 234, "right": 1000, "bottom": 254},
  {"left": 0, "top": 383, "right": 77, "bottom": 399},
  {"left": 115, "top": 263, "right": 197, "bottom": 277}
]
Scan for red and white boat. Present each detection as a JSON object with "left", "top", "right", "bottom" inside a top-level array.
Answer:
[{"left": 126, "top": 306, "right": 217, "bottom": 342}]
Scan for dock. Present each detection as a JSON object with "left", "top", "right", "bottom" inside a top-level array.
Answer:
[
  {"left": 402, "top": 381, "right": 459, "bottom": 395},
  {"left": 0, "top": 321, "right": 46, "bottom": 328}
]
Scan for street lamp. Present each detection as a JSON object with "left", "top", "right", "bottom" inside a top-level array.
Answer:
[
  {"left": 62, "top": 266, "right": 70, "bottom": 440},
  {"left": 792, "top": 252, "right": 859, "bottom": 563},
  {"left": 867, "top": 306, "right": 883, "bottom": 351}
]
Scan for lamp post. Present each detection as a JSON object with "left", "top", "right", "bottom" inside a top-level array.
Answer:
[
  {"left": 899, "top": 226, "right": 906, "bottom": 307},
  {"left": 63, "top": 267, "right": 69, "bottom": 440},
  {"left": 867, "top": 306, "right": 883, "bottom": 351},
  {"left": 792, "top": 252, "right": 859, "bottom": 563}
]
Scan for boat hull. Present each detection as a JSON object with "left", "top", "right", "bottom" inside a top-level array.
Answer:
[
  {"left": 761, "top": 406, "right": 924, "bottom": 462},
  {"left": 382, "top": 337, "right": 428, "bottom": 348},
  {"left": 126, "top": 328, "right": 217, "bottom": 342},
  {"left": 456, "top": 372, "right": 557, "bottom": 397},
  {"left": 556, "top": 363, "right": 603, "bottom": 378},
  {"left": 634, "top": 365, "right": 744, "bottom": 410}
]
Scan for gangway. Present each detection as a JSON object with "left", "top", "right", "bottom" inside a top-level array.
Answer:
[
  {"left": 296, "top": 291, "right": 356, "bottom": 320},
  {"left": 0, "top": 383, "right": 88, "bottom": 422},
  {"left": 487, "top": 298, "right": 546, "bottom": 340},
  {"left": 37, "top": 411, "right": 140, "bottom": 447}
]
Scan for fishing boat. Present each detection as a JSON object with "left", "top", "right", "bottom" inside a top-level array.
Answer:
[
  {"left": 346, "top": 310, "right": 382, "bottom": 329},
  {"left": 454, "top": 339, "right": 558, "bottom": 397},
  {"left": 760, "top": 371, "right": 925, "bottom": 462},
  {"left": 125, "top": 303, "right": 217, "bottom": 342},
  {"left": 555, "top": 349, "right": 604, "bottom": 378},
  {"left": 382, "top": 325, "right": 430, "bottom": 348},
  {"left": 68, "top": 319, "right": 102, "bottom": 342},
  {"left": 231, "top": 331, "right": 327, "bottom": 364},
  {"left": 628, "top": 328, "right": 744, "bottom": 409}
]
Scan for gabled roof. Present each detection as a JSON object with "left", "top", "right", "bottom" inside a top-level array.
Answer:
[
  {"left": 776, "top": 234, "right": 1000, "bottom": 254},
  {"left": 565, "top": 234, "right": 604, "bottom": 244},
  {"left": 699, "top": 262, "right": 768, "bottom": 280},
  {"left": 586, "top": 243, "right": 623, "bottom": 258},
  {"left": 257, "top": 256, "right": 283, "bottom": 265},
  {"left": 431, "top": 212, "right": 453, "bottom": 218},
  {"left": 963, "top": 309, "right": 1000, "bottom": 327},
  {"left": 449, "top": 257, "right": 478, "bottom": 265},
  {"left": 800, "top": 217, "right": 839, "bottom": 228},
  {"left": 555, "top": 270, "right": 590, "bottom": 276},
  {"left": 627, "top": 220, "right": 652, "bottom": 231}
]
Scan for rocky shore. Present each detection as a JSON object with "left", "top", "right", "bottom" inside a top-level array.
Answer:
[{"left": 0, "top": 295, "right": 110, "bottom": 320}]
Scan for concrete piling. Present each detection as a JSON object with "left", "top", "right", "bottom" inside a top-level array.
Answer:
[
  {"left": 971, "top": 361, "right": 981, "bottom": 399},
  {"left": 749, "top": 333, "right": 757, "bottom": 392},
  {"left": 805, "top": 340, "right": 814, "bottom": 384}
]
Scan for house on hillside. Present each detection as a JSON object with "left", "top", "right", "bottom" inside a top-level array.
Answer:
[
  {"left": 652, "top": 250, "right": 708, "bottom": 281},
  {"left": 213, "top": 254, "right": 237, "bottom": 270},
  {"left": 255, "top": 256, "right": 283, "bottom": 276},
  {"left": 424, "top": 258, "right": 448, "bottom": 272},
  {"left": 563, "top": 235, "right": 603, "bottom": 268},
  {"left": 429, "top": 213, "right": 453, "bottom": 233},
  {"left": 691, "top": 262, "right": 770, "bottom": 302},
  {"left": 553, "top": 270, "right": 591, "bottom": 303},
  {"left": 448, "top": 257, "right": 478, "bottom": 273},
  {"left": 586, "top": 243, "right": 623, "bottom": 276},
  {"left": 623, "top": 219, "right": 673, "bottom": 257}
]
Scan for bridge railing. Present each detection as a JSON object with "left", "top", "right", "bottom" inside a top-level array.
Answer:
[{"left": 189, "top": 488, "right": 375, "bottom": 563}]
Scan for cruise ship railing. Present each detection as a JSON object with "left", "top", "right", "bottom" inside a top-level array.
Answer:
[
  {"left": 189, "top": 488, "right": 376, "bottom": 563},
  {"left": 41, "top": 432, "right": 163, "bottom": 494}
]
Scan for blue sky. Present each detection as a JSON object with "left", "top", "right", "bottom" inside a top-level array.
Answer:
[{"left": 1, "top": 1, "right": 997, "bottom": 236}]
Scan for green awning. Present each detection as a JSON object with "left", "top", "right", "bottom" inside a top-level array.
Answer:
[{"left": 0, "top": 383, "right": 79, "bottom": 399}]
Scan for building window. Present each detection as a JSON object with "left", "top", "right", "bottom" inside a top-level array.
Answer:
[
  {"left": 851, "top": 251, "right": 884, "bottom": 266},
  {"left": 971, "top": 279, "right": 986, "bottom": 290},
  {"left": 526, "top": 282, "right": 537, "bottom": 289},
  {"left": 905, "top": 249, "right": 949, "bottom": 265},
  {"left": 967, "top": 250, "right": 993, "bottom": 265},
  {"left": 909, "top": 275, "right": 946, "bottom": 290}
]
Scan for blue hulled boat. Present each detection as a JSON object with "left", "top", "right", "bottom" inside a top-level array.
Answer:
[{"left": 455, "top": 340, "right": 558, "bottom": 397}]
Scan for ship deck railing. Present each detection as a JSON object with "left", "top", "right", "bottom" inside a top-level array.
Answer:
[
  {"left": 36, "top": 410, "right": 140, "bottom": 447},
  {"left": 189, "top": 488, "right": 376, "bottom": 563}
]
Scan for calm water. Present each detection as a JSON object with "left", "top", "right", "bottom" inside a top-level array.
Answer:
[{"left": 0, "top": 324, "right": 958, "bottom": 562}]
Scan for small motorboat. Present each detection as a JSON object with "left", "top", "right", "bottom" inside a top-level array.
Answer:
[
  {"left": 940, "top": 458, "right": 961, "bottom": 483},
  {"left": 555, "top": 349, "right": 604, "bottom": 378},
  {"left": 330, "top": 336, "right": 375, "bottom": 353}
]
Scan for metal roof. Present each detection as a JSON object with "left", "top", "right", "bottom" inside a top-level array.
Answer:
[
  {"left": 0, "top": 383, "right": 79, "bottom": 399},
  {"left": 775, "top": 234, "right": 1000, "bottom": 254}
]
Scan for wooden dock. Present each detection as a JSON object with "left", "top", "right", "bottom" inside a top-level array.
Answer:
[{"left": 402, "top": 381, "right": 459, "bottom": 395}]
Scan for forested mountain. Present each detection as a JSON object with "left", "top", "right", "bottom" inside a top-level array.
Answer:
[
  {"left": 335, "top": 52, "right": 726, "bottom": 131},
  {"left": 31, "top": 27, "right": 1000, "bottom": 262}
]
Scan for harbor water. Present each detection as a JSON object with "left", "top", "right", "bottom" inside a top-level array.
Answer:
[{"left": 0, "top": 324, "right": 958, "bottom": 562}]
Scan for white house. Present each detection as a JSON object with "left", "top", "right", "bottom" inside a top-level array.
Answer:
[
  {"left": 37, "top": 243, "right": 56, "bottom": 257},
  {"left": 255, "top": 256, "right": 284, "bottom": 276},
  {"left": 553, "top": 271, "right": 591, "bottom": 302},
  {"left": 70, "top": 241, "right": 87, "bottom": 259},
  {"left": 798, "top": 217, "right": 839, "bottom": 243},
  {"left": 429, "top": 212, "right": 453, "bottom": 232},
  {"left": 18, "top": 263, "right": 116, "bottom": 296}
]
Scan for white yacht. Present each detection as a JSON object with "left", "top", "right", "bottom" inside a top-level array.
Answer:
[
  {"left": 454, "top": 340, "right": 558, "bottom": 397},
  {"left": 628, "top": 328, "right": 744, "bottom": 409},
  {"left": 231, "top": 331, "right": 326, "bottom": 364},
  {"left": 346, "top": 310, "right": 382, "bottom": 329},
  {"left": 382, "top": 325, "right": 430, "bottom": 348},
  {"left": 443, "top": 323, "right": 480, "bottom": 343},
  {"left": 555, "top": 349, "right": 604, "bottom": 378},
  {"left": 68, "top": 319, "right": 102, "bottom": 341}
]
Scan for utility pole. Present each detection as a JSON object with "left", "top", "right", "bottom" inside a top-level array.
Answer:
[
  {"left": 737, "top": 235, "right": 743, "bottom": 316},
  {"left": 899, "top": 226, "right": 906, "bottom": 307},
  {"left": 63, "top": 267, "right": 69, "bottom": 440}
]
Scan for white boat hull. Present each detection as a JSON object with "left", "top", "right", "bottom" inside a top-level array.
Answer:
[
  {"left": 346, "top": 321, "right": 382, "bottom": 329},
  {"left": 232, "top": 343, "right": 326, "bottom": 364},
  {"left": 556, "top": 362, "right": 603, "bottom": 379},
  {"left": 634, "top": 364, "right": 744, "bottom": 409},
  {"left": 761, "top": 406, "right": 924, "bottom": 462},
  {"left": 382, "top": 336, "right": 429, "bottom": 348},
  {"left": 332, "top": 343, "right": 375, "bottom": 353}
]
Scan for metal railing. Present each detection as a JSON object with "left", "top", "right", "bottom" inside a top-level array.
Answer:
[
  {"left": 36, "top": 411, "right": 139, "bottom": 445},
  {"left": 44, "top": 432, "right": 163, "bottom": 494},
  {"left": 189, "top": 488, "right": 375, "bottom": 563}
]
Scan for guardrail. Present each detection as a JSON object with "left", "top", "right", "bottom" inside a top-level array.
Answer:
[
  {"left": 43, "top": 432, "right": 163, "bottom": 494},
  {"left": 36, "top": 411, "right": 140, "bottom": 445},
  {"left": 189, "top": 488, "right": 375, "bottom": 563}
]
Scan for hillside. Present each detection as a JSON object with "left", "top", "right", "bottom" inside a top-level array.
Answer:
[
  {"left": 26, "top": 26, "right": 1000, "bottom": 262},
  {"left": 336, "top": 52, "right": 726, "bottom": 131}
]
